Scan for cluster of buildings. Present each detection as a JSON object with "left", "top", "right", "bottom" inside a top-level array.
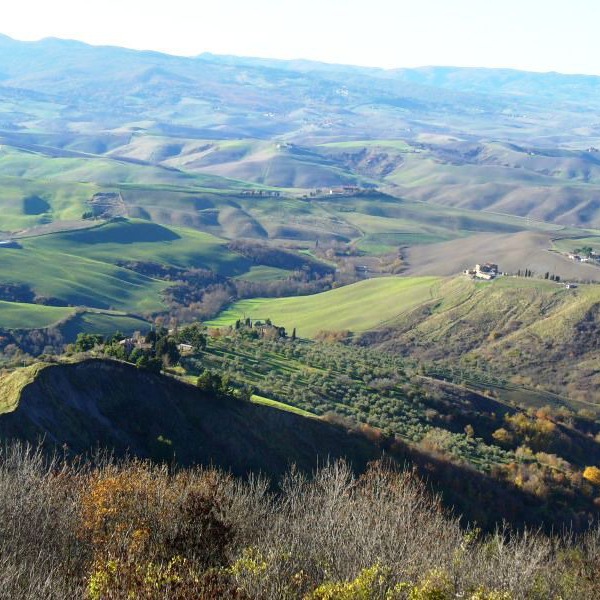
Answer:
[
  {"left": 327, "top": 185, "right": 363, "bottom": 195},
  {"left": 118, "top": 332, "right": 195, "bottom": 355},
  {"left": 464, "top": 262, "right": 499, "bottom": 280},
  {"left": 240, "top": 189, "right": 281, "bottom": 197},
  {"left": 567, "top": 252, "right": 598, "bottom": 263}
]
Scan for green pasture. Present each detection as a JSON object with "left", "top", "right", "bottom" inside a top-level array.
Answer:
[
  {"left": 25, "top": 219, "right": 252, "bottom": 276},
  {"left": 0, "top": 301, "right": 74, "bottom": 329},
  {"left": 0, "top": 243, "right": 166, "bottom": 313},
  {"left": 208, "top": 276, "right": 441, "bottom": 337},
  {"left": 552, "top": 235, "right": 600, "bottom": 254},
  {"left": 0, "top": 218, "right": 256, "bottom": 325},
  {"left": 235, "top": 266, "right": 292, "bottom": 282},
  {"left": 59, "top": 311, "right": 151, "bottom": 342},
  {"left": 0, "top": 175, "right": 98, "bottom": 231},
  {"left": 0, "top": 146, "right": 248, "bottom": 190}
]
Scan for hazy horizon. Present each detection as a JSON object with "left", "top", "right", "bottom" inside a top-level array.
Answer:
[
  {"left": 2, "top": 30, "right": 599, "bottom": 79},
  {"left": 2, "top": 0, "right": 600, "bottom": 76}
]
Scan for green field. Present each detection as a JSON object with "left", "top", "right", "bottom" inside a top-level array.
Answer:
[
  {"left": 0, "top": 243, "right": 166, "bottom": 312},
  {"left": 27, "top": 219, "right": 252, "bottom": 275},
  {"left": 0, "top": 219, "right": 255, "bottom": 319},
  {"left": 0, "top": 147, "right": 248, "bottom": 192},
  {"left": 0, "top": 362, "right": 49, "bottom": 413},
  {"left": 0, "top": 301, "right": 150, "bottom": 338},
  {"left": 552, "top": 235, "right": 600, "bottom": 254},
  {"left": 208, "top": 276, "right": 441, "bottom": 337},
  {"left": 235, "top": 266, "right": 293, "bottom": 281},
  {"left": 0, "top": 301, "right": 74, "bottom": 329},
  {"left": 0, "top": 175, "right": 99, "bottom": 231},
  {"left": 59, "top": 311, "right": 151, "bottom": 341}
]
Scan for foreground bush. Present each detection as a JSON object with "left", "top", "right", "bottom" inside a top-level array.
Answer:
[{"left": 0, "top": 442, "right": 597, "bottom": 598}]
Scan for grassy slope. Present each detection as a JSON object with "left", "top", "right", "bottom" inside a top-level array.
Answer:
[
  {"left": 0, "top": 219, "right": 253, "bottom": 327},
  {"left": 0, "top": 146, "right": 248, "bottom": 191},
  {"left": 210, "top": 273, "right": 600, "bottom": 407},
  {"left": 58, "top": 312, "right": 151, "bottom": 341},
  {"left": 0, "top": 302, "right": 149, "bottom": 340},
  {"left": 27, "top": 219, "right": 251, "bottom": 275},
  {"left": 0, "top": 175, "right": 98, "bottom": 232},
  {"left": 0, "top": 362, "right": 49, "bottom": 413},
  {"left": 386, "top": 153, "right": 600, "bottom": 228},
  {"left": 0, "top": 243, "right": 166, "bottom": 312},
  {"left": 251, "top": 394, "right": 318, "bottom": 418},
  {"left": 370, "top": 276, "right": 600, "bottom": 406},
  {"left": 235, "top": 266, "right": 293, "bottom": 281},
  {"left": 209, "top": 276, "right": 441, "bottom": 337},
  {"left": 0, "top": 301, "right": 74, "bottom": 329}
]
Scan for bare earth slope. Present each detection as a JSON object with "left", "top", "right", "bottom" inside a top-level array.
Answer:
[{"left": 404, "top": 231, "right": 600, "bottom": 281}]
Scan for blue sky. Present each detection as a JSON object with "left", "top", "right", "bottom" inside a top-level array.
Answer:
[{"left": 3, "top": 0, "right": 599, "bottom": 74}]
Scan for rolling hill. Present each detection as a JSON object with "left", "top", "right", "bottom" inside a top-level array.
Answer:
[
  {"left": 210, "top": 274, "right": 600, "bottom": 407},
  {"left": 0, "top": 358, "right": 394, "bottom": 477},
  {"left": 208, "top": 276, "right": 441, "bottom": 337},
  {"left": 0, "top": 33, "right": 600, "bottom": 408},
  {"left": 1, "top": 356, "right": 597, "bottom": 531},
  {"left": 1, "top": 33, "right": 600, "bottom": 230}
]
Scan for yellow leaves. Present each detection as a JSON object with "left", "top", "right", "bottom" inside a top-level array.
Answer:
[
  {"left": 492, "top": 428, "right": 513, "bottom": 446},
  {"left": 408, "top": 568, "right": 454, "bottom": 600},
  {"left": 305, "top": 564, "right": 393, "bottom": 600},
  {"left": 468, "top": 589, "right": 512, "bottom": 600},
  {"left": 87, "top": 556, "right": 192, "bottom": 600},
  {"left": 304, "top": 566, "right": 512, "bottom": 600},
  {"left": 229, "top": 547, "right": 268, "bottom": 578},
  {"left": 583, "top": 466, "right": 600, "bottom": 486},
  {"left": 88, "top": 559, "right": 119, "bottom": 600},
  {"left": 79, "top": 466, "right": 156, "bottom": 552},
  {"left": 79, "top": 463, "right": 236, "bottom": 597}
]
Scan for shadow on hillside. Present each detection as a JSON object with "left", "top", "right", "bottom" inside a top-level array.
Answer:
[{"left": 63, "top": 220, "right": 181, "bottom": 244}]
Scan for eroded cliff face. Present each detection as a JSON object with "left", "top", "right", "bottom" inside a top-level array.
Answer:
[{"left": 0, "top": 359, "right": 386, "bottom": 477}]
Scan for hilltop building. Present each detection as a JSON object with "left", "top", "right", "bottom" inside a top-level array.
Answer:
[{"left": 464, "top": 262, "right": 499, "bottom": 280}]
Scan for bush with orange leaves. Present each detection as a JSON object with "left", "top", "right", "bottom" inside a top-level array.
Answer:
[{"left": 79, "top": 462, "right": 242, "bottom": 599}]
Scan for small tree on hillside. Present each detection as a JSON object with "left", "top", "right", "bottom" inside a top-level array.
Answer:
[{"left": 75, "top": 333, "right": 104, "bottom": 352}]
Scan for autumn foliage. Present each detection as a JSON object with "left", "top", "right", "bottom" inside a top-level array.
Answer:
[
  {"left": 0, "top": 443, "right": 599, "bottom": 599},
  {"left": 583, "top": 466, "right": 600, "bottom": 486}
]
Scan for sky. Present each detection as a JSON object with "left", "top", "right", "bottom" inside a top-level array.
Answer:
[{"left": 2, "top": 0, "right": 600, "bottom": 75}]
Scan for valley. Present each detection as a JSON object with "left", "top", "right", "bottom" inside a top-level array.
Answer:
[{"left": 0, "top": 33, "right": 598, "bottom": 548}]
